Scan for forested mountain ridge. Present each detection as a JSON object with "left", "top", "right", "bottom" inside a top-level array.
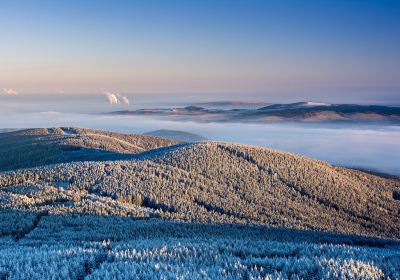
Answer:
[
  {"left": 1, "top": 141, "right": 399, "bottom": 239},
  {"left": 0, "top": 127, "right": 179, "bottom": 172}
]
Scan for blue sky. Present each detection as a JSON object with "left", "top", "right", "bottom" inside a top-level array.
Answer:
[{"left": 0, "top": 0, "right": 399, "bottom": 102}]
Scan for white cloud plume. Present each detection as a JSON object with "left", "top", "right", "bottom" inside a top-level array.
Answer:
[
  {"left": 105, "top": 92, "right": 119, "bottom": 105},
  {"left": 104, "top": 92, "right": 130, "bottom": 106},
  {"left": 120, "top": 95, "right": 130, "bottom": 105},
  {"left": 2, "top": 88, "right": 18, "bottom": 95}
]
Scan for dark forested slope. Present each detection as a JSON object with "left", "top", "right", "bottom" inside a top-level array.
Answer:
[{"left": 0, "top": 127, "right": 178, "bottom": 171}]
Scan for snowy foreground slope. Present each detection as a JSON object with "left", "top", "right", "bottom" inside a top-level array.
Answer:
[
  {"left": 0, "top": 216, "right": 400, "bottom": 280},
  {"left": 1, "top": 128, "right": 400, "bottom": 279}
]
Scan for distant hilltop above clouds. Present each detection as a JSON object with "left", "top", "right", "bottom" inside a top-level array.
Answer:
[{"left": 108, "top": 102, "right": 400, "bottom": 124}]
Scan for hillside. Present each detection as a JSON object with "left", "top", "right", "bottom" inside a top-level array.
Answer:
[
  {"left": 2, "top": 132, "right": 400, "bottom": 278},
  {"left": 1, "top": 141, "right": 399, "bottom": 239},
  {"left": 0, "top": 127, "right": 179, "bottom": 172},
  {"left": 143, "top": 129, "right": 207, "bottom": 142},
  {"left": 0, "top": 128, "right": 22, "bottom": 134}
]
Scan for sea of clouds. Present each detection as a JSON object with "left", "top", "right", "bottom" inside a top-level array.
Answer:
[{"left": 1, "top": 93, "right": 399, "bottom": 175}]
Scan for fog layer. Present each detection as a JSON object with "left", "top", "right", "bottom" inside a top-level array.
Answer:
[{"left": 1, "top": 110, "right": 399, "bottom": 175}]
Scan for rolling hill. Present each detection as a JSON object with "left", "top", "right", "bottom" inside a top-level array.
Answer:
[
  {"left": 1, "top": 132, "right": 399, "bottom": 239},
  {"left": 0, "top": 127, "right": 179, "bottom": 172}
]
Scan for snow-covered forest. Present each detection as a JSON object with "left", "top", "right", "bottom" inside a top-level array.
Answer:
[
  {"left": 0, "top": 128, "right": 399, "bottom": 279},
  {"left": 0, "top": 213, "right": 399, "bottom": 279}
]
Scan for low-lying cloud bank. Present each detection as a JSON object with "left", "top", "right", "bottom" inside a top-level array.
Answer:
[{"left": 1, "top": 111, "right": 399, "bottom": 175}]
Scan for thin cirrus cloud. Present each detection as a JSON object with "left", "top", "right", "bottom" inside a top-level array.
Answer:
[
  {"left": 2, "top": 88, "right": 18, "bottom": 95},
  {"left": 104, "top": 92, "right": 130, "bottom": 105}
]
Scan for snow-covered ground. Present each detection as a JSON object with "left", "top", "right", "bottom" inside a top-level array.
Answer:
[{"left": 0, "top": 216, "right": 399, "bottom": 279}]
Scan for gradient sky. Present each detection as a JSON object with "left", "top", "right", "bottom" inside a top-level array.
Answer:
[{"left": 0, "top": 0, "right": 399, "bottom": 101}]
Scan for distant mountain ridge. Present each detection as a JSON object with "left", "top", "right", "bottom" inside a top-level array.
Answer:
[
  {"left": 258, "top": 101, "right": 331, "bottom": 110},
  {"left": 143, "top": 129, "right": 207, "bottom": 142},
  {"left": 108, "top": 102, "right": 400, "bottom": 123},
  {"left": 0, "top": 128, "right": 23, "bottom": 133}
]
